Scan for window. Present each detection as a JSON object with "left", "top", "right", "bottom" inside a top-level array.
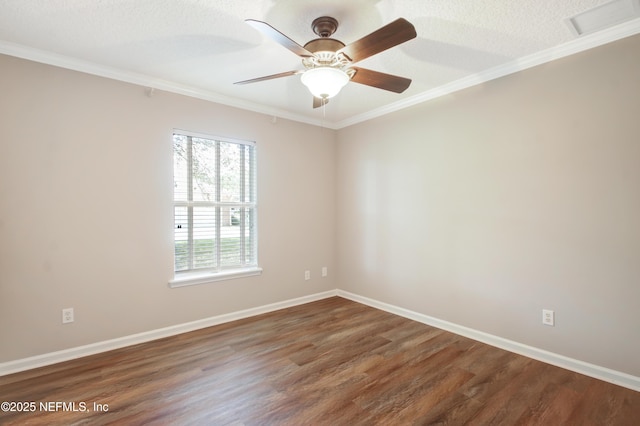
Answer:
[{"left": 170, "top": 130, "right": 260, "bottom": 287}]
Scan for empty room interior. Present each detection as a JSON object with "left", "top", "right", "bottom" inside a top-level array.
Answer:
[{"left": 1, "top": 0, "right": 639, "bottom": 424}]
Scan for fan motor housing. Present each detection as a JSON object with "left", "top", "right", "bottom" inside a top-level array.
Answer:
[
  {"left": 302, "top": 38, "right": 348, "bottom": 68},
  {"left": 303, "top": 38, "right": 345, "bottom": 54}
]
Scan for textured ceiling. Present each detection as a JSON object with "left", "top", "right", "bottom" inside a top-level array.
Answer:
[{"left": 1, "top": 0, "right": 639, "bottom": 128}]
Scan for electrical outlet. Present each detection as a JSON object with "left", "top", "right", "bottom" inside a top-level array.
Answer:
[
  {"left": 321, "top": 267, "right": 328, "bottom": 277},
  {"left": 542, "top": 309, "right": 554, "bottom": 326},
  {"left": 304, "top": 270, "right": 311, "bottom": 281},
  {"left": 62, "top": 308, "right": 74, "bottom": 324}
]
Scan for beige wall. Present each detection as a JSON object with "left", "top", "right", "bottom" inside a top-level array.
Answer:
[
  {"left": 336, "top": 34, "right": 640, "bottom": 376},
  {"left": 2, "top": 34, "right": 639, "bottom": 378},
  {"left": 0, "top": 54, "right": 336, "bottom": 362}
]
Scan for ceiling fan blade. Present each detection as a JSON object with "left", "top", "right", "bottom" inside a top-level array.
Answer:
[
  {"left": 246, "top": 19, "right": 314, "bottom": 58},
  {"left": 313, "top": 97, "right": 329, "bottom": 109},
  {"left": 350, "top": 67, "right": 412, "bottom": 93},
  {"left": 337, "top": 18, "right": 416, "bottom": 63},
  {"left": 234, "top": 70, "right": 302, "bottom": 85}
]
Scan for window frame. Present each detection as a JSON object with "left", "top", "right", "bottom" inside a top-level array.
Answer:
[{"left": 169, "top": 129, "right": 261, "bottom": 288}]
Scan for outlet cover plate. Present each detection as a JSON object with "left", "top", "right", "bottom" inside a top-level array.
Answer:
[
  {"left": 62, "top": 308, "right": 74, "bottom": 324},
  {"left": 542, "top": 309, "right": 554, "bottom": 326}
]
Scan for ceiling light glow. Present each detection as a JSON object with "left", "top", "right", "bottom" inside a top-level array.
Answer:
[{"left": 301, "top": 67, "right": 349, "bottom": 99}]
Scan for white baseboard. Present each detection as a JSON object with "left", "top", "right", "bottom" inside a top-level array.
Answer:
[
  {"left": 0, "top": 290, "right": 339, "bottom": 377},
  {"left": 336, "top": 290, "right": 640, "bottom": 392},
  {"left": 2, "top": 288, "right": 639, "bottom": 393}
]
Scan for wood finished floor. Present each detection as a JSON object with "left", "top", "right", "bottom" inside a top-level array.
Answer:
[{"left": 1, "top": 297, "right": 638, "bottom": 425}]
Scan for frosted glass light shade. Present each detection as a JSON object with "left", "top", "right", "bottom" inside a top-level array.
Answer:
[{"left": 301, "top": 67, "right": 349, "bottom": 99}]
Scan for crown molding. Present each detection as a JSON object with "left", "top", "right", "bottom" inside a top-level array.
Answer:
[
  {"left": 334, "top": 17, "right": 640, "bottom": 129},
  {"left": 0, "top": 41, "right": 333, "bottom": 129},
  {"left": 1, "top": 17, "right": 639, "bottom": 130}
]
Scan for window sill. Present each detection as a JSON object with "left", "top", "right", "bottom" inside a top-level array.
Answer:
[{"left": 169, "top": 267, "right": 262, "bottom": 288}]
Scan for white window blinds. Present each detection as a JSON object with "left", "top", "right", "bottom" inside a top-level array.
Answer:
[{"left": 173, "top": 131, "right": 257, "bottom": 275}]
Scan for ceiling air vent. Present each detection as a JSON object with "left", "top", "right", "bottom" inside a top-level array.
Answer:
[{"left": 566, "top": 0, "right": 640, "bottom": 36}]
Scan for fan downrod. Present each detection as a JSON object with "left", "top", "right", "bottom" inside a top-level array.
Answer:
[{"left": 311, "top": 16, "right": 338, "bottom": 37}]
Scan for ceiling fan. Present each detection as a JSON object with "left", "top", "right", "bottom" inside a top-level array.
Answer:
[{"left": 235, "top": 16, "right": 417, "bottom": 108}]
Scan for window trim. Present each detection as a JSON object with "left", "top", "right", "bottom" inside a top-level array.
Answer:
[
  {"left": 169, "top": 267, "right": 263, "bottom": 288},
  {"left": 170, "top": 129, "right": 260, "bottom": 288}
]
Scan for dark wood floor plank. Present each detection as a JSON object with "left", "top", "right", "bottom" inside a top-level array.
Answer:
[
  {"left": 516, "top": 382, "right": 582, "bottom": 425},
  {"left": 1, "top": 296, "right": 638, "bottom": 425}
]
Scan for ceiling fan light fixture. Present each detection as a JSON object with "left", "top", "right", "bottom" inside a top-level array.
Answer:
[{"left": 301, "top": 67, "right": 349, "bottom": 99}]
